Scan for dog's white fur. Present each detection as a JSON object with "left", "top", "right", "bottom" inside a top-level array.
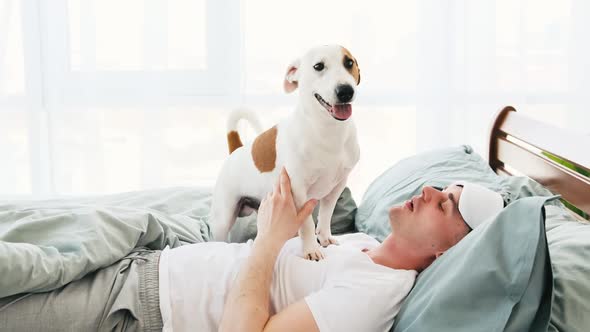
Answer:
[
  {"left": 210, "top": 45, "right": 360, "bottom": 260},
  {"left": 227, "top": 107, "right": 263, "bottom": 134}
]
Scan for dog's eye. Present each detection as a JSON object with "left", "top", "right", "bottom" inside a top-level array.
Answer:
[
  {"left": 344, "top": 58, "right": 354, "bottom": 69},
  {"left": 313, "top": 62, "right": 324, "bottom": 71}
]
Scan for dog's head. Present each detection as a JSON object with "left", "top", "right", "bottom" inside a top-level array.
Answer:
[{"left": 284, "top": 45, "right": 361, "bottom": 122}]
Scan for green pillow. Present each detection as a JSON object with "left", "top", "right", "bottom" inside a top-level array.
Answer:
[
  {"left": 501, "top": 172, "right": 590, "bottom": 331},
  {"left": 392, "top": 196, "right": 555, "bottom": 332},
  {"left": 504, "top": 174, "right": 554, "bottom": 199},
  {"left": 544, "top": 205, "right": 590, "bottom": 332},
  {"left": 356, "top": 145, "right": 512, "bottom": 241}
]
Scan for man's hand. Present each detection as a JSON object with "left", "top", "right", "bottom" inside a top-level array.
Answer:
[
  {"left": 219, "top": 167, "right": 318, "bottom": 332},
  {"left": 255, "top": 167, "right": 317, "bottom": 247}
]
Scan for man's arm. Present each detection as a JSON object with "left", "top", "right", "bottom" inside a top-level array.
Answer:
[
  {"left": 219, "top": 168, "right": 320, "bottom": 332},
  {"left": 219, "top": 237, "right": 319, "bottom": 332},
  {"left": 218, "top": 238, "right": 281, "bottom": 332}
]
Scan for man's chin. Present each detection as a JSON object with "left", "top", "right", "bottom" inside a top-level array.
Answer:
[
  {"left": 388, "top": 206, "right": 407, "bottom": 232},
  {"left": 389, "top": 206, "right": 402, "bottom": 220},
  {"left": 388, "top": 214, "right": 399, "bottom": 231}
]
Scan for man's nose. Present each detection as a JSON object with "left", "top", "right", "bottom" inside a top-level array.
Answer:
[{"left": 422, "top": 186, "right": 441, "bottom": 202}]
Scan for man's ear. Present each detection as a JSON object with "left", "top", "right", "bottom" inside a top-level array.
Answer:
[
  {"left": 283, "top": 59, "right": 300, "bottom": 93},
  {"left": 435, "top": 251, "right": 445, "bottom": 259}
]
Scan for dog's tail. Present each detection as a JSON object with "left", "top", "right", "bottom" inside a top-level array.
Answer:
[{"left": 226, "top": 108, "right": 264, "bottom": 154}]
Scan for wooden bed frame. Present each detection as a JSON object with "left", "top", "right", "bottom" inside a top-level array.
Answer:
[{"left": 488, "top": 105, "right": 590, "bottom": 219}]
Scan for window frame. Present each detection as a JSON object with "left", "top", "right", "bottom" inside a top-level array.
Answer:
[{"left": 39, "top": 0, "right": 241, "bottom": 108}]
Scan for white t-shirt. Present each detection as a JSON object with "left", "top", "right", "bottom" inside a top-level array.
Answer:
[{"left": 158, "top": 233, "right": 416, "bottom": 332}]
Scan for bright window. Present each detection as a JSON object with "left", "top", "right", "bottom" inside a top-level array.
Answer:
[{"left": 1, "top": 0, "right": 589, "bottom": 200}]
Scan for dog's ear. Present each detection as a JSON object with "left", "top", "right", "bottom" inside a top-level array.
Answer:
[
  {"left": 341, "top": 46, "right": 361, "bottom": 85},
  {"left": 283, "top": 59, "right": 300, "bottom": 93},
  {"left": 355, "top": 60, "right": 361, "bottom": 85}
]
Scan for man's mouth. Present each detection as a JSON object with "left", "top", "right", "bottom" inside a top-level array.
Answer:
[{"left": 314, "top": 93, "right": 353, "bottom": 121}]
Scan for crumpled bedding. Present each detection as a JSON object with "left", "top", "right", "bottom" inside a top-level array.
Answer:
[{"left": 0, "top": 186, "right": 213, "bottom": 298}]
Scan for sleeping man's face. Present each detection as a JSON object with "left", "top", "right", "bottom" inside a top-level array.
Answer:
[{"left": 388, "top": 185, "right": 470, "bottom": 256}]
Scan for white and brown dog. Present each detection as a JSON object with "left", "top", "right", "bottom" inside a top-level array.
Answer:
[{"left": 210, "top": 44, "right": 361, "bottom": 260}]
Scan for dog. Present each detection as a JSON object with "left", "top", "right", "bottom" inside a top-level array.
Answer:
[{"left": 210, "top": 44, "right": 361, "bottom": 260}]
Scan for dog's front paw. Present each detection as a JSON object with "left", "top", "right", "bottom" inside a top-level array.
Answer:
[
  {"left": 317, "top": 229, "right": 339, "bottom": 247},
  {"left": 302, "top": 242, "right": 324, "bottom": 261}
]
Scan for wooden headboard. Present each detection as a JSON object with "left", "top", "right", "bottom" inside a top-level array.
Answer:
[{"left": 488, "top": 106, "right": 590, "bottom": 219}]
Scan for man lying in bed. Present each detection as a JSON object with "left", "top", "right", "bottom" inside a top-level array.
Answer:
[{"left": 0, "top": 168, "right": 504, "bottom": 332}]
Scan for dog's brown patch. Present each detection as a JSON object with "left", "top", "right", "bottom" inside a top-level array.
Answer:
[
  {"left": 341, "top": 47, "right": 361, "bottom": 85},
  {"left": 251, "top": 126, "right": 278, "bottom": 173},
  {"left": 227, "top": 130, "right": 243, "bottom": 154}
]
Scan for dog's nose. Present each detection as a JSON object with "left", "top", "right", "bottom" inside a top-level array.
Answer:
[{"left": 335, "top": 84, "right": 354, "bottom": 103}]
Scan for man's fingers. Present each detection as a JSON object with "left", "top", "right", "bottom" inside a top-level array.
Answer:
[
  {"left": 296, "top": 199, "right": 318, "bottom": 222},
  {"left": 279, "top": 167, "right": 291, "bottom": 197},
  {"left": 273, "top": 176, "right": 281, "bottom": 196},
  {"left": 260, "top": 194, "right": 269, "bottom": 207}
]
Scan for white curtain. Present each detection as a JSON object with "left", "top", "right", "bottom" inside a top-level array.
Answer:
[{"left": 1, "top": 0, "right": 589, "bottom": 201}]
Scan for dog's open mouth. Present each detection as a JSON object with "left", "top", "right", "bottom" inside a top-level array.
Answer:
[{"left": 314, "top": 93, "right": 352, "bottom": 121}]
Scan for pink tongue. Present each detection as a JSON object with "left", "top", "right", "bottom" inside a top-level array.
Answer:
[{"left": 331, "top": 104, "right": 352, "bottom": 120}]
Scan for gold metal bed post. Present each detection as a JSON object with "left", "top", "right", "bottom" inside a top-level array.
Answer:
[{"left": 488, "top": 106, "right": 590, "bottom": 219}]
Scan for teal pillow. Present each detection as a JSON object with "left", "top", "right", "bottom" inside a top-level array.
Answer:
[
  {"left": 392, "top": 196, "right": 555, "bottom": 332},
  {"left": 544, "top": 205, "right": 590, "bottom": 332},
  {"left": 504, "top": 174, "right": 554, "bottom": 199},
  {"left": 501, "top": 173, "right": 590, "bottom": 331},
  {"left": 356, "top": 145, "right": 512, "bottom": 241}
]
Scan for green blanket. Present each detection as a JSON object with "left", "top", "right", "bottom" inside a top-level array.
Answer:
[{"left": 0, "top": 187, "right": 212, "bottom": 298}]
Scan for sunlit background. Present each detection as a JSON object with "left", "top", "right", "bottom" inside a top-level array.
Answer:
[{"left": 1, "top": 0, "right": 589, "bottom": 201}]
